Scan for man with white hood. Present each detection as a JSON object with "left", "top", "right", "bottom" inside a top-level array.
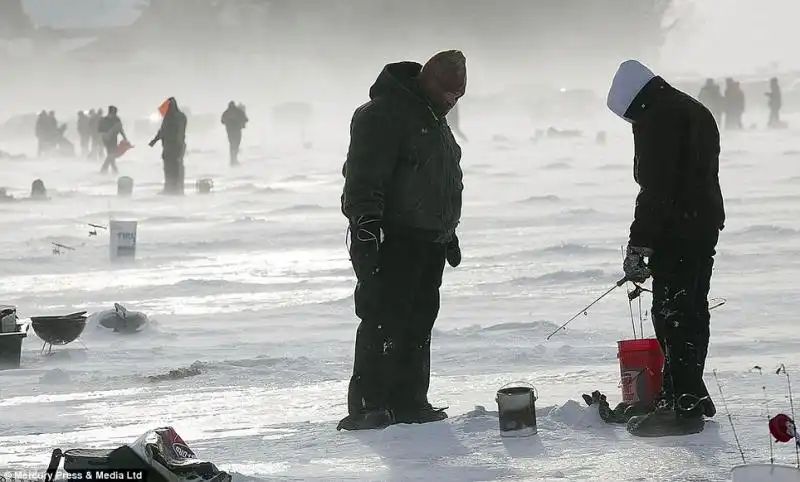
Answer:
[{"left": 606, "top": 60, "right": 726, "bottom": 436}]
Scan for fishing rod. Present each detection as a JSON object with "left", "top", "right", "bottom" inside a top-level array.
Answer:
[
  {"left": 546, "top": 277, "right": 726, "bottom": 341},
  {"left": 545, "top": 276, "right": 627, "bottom": 340}
]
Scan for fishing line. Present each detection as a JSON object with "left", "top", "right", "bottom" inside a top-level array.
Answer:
[
  {"left": 777, "top": 364, "right": 800, "bottom": 468},
  {"left": 713, "top": 369, "right": 747, "bottom": 464},
  {"left": 753, "top": 365, "right": 774, "bottom": 464}
]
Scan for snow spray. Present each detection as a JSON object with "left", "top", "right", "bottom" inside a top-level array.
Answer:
[
  {"left": 109, "top": 220, "right": 137, "bottom": 261},
  {"left": 617, "top": 338, "right": 663, "bottom": 405},
  {"left": 496, "top": 381, "right": 538, "bottom": 437}
]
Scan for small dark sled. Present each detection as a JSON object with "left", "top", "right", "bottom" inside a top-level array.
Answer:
[
  {"left": 97, "top": 303, "right": 148, "bottom": 334},
  {"left": 31, "top": 311, "right": 87, "bottom": 353}
]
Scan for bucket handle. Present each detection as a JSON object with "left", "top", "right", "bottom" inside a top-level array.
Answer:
[{"left": 499, "top": 381, "right": 538, "bottom": 400}]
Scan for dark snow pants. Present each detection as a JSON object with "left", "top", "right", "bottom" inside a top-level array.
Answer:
[
  {"left": 80, "top": 134, "right": 90, "bottom": 156},
  {"left": 347, "top": 234, "right": 446, "bottom": 415},
  {"left": 101, "top": 141, "right": 119, "bottom": 174},
  {"left": 163, "top": 155, "right": 185, "bottom": 195},
  {"left": 227, "top": 128, "right": 242, "bottom": 165},
  {"left": 649, "top": 233, "right": 718, "bottom": 408}
]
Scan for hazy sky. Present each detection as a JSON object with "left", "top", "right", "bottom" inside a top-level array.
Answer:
[
  {"left": 9, "top": 0, "right": 800, "bottom": 113},
  {"left": 659, "top": 0, "right": 800, "bottom": 77},
  {"left": 21, "top": 0, "right": 800, "bottom": 80},
  {"left": 22, "top": 0, "right": 141, "bottom": 28}
]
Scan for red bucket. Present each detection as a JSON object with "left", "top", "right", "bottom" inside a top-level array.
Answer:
[{"left": 617, "top": 338, "right": 664, "bottom": 405}]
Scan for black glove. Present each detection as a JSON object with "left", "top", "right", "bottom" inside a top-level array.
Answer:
[
  {"left": 445, "top": 235, "right": 461, "bottom": 268},
  {"left": 623, "top": 245, "right": 653, "bottom": 283},
  {"left": 349, "top": 216, "right": 382, "bottom": 280}
]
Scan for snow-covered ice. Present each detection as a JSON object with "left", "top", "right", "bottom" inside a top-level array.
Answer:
[{"left": 1, "top": 103, "right": 800, "bottom": 482}]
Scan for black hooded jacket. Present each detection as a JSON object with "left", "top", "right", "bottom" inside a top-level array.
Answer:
[
  {"left": 152, "top": 99, "right": 187, "bottom": 160},
  {"left": 341, "top": 62, "right": 463, "bottom": 243},
  {"left": 221, "top": 103, "right": 248, "bottom": 132},
  {"left": 624, "top": 77, "right": 725, "bottom": 251}
]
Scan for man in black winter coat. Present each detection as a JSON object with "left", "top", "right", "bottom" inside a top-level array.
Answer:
[
  {"left": 607, "top": 60, "right": 725, "bottom": 436},
  {"left": 337, "top": 50, "right": 466, "bottom": 431}
]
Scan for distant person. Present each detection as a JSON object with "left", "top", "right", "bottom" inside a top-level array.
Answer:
[
  {"left": 90, "top": 109, "right": 105, "bottom": 160},
  {"left": 86, "top": 109, "right": 97, "bottom": 157},
  {"left": 54, "top": 131, "right": 76, "bottom": 158},
  {"left": 337, "top": 50, "right": 466, "bottom": 431},
  {"left": 47, "top": 111, "right": 58, "bottom": 134},
  {"left": 42, "top": 111, "right": 73, "bottom": 158},
  {"left": 723, "top": 79, "right": 745, "bottom": 130},
  {"left": 98, "top": 106, "right": 128, "bottom": 174},
  {"left": 767, "top": 77, "right": 783, "bottom": 128},
  {"left": 735, "top": 81, "right": 746, "bottom": 128},
  {"left": 35, "top": 110, "right": 50, "bottom": 157},
  {"left": 698, "top": 79, "right": 723, "bottom": 125},
  {"left": 221, "top": 101, "right": 248, "bottom": 166},
  {"left": 731, "top": 80, "right": 747, "bottom": 130},
  {"left": 149, "top": 97, "right": 187, "bottom": 195},
  {"left": 77, "top": 110, "right": 91, "bottom": 156}
]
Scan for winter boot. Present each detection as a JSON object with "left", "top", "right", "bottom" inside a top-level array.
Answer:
[
  {"left": 336, "top": 409, "right": 395, "bottom": 431},
  {"left": 393, "top": 403, "right": 448, "bottom": 425},
  {"left": 627, "top": 396, "right": 704, "bottom": 437},
  {"left": 699, "top": 380, "right": 716, "bottom": 417}
]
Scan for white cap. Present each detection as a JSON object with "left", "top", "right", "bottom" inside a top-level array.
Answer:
[{"left": 607, "top": 60, "right": 657, "bottom": 123}]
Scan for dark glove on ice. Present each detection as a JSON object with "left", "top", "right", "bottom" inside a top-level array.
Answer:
[
  {"left": 349, "top": 215, "right": 382, "bottom": 281},
  {"left": 623, "top": 245, "right": 653, "bottom": 283},
  {"left": 445, "top": 235, "right": 461, "bottom": 268}
]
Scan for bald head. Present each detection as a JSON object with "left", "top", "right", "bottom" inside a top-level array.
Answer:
[{"left": 419, "top": 50, "right": 467, "bottom": 116}]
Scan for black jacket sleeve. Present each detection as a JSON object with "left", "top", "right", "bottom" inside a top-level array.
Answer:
[
  {"left": 629, "top": 111, "right": 681, "bottom": 248},
  {"left": 341, "top": 101, "right": 402, "bottom": 221}
]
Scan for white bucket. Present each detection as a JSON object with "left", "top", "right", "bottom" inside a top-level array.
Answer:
[
  {"left": 496, "top": 381, "right": 538, "bottom": 437},
  {"left": 109, "top": 220, "right": 138, "bottom": 261},
  {"left": 118, "top": 176, "right": 134, "bottom": 197},
  {"left": 731, "top": 464, "right": 800, "bottom": 482}
]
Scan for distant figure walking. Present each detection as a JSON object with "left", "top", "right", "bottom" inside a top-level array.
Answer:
[
  {"left": 766, "top": 77, "right": 783, "bottom": 128},
  {"left": 221, "top": 101, "right": 248, "bottom": 166},
  {"left": 98, "top": 106, "right": 128, "bottom": 174}
]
